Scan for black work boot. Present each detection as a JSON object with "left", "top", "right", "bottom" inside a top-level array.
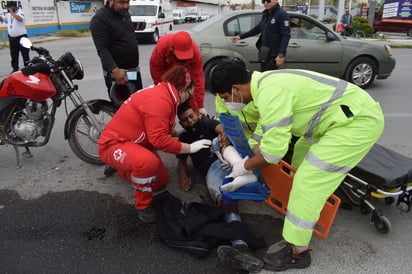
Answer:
[
  {"left": 217, "top": 244, "right": 264, "bottom": 273},
  {"left": 263, "top": 239, "right": 311, "bottom": 271},
  {"left": 137, "top": 207, "right": 156, "bottom": 224}
]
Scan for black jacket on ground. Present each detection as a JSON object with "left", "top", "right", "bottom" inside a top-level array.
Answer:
[{"left": 152, "top": 191, "right": 266, "bottom": 256}]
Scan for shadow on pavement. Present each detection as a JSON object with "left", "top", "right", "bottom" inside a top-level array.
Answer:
[{"left": 0, "top": 189, "right": 282, "bottom": 273}]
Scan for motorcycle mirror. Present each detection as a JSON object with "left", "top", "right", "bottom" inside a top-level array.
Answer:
[{"left": 20, "top": 37, "right": 32, "bottom": 49}]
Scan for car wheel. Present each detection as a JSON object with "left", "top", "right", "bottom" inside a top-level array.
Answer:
[
  {"left": 407, "top": 28, "right": 412, "bottom": 37},
  {"left": 204, "top": 58, "right": 224, "bottom": 93},
  {"left": 152, "top": 29, "right": 160, "bottom": 44},
  {"left": 345, "top": 57, "right": 376, "bottom": 89}
]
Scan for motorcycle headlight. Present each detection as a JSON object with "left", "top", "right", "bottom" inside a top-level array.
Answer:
[
  {"left": 59, "top": 52, "right": 84, "bottom": 80},
  {"left": 59, "top": 52, "right": 76, "bottom": 66},
  {"left": 66, "top": 59, "right": 84, "bottom": 80}
]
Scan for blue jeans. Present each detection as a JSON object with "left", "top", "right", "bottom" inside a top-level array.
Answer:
[
  {"left": 206, "top": 159, "right": 228, "bottom": 203},
  {"left": 206, "top": 145, "right": 244, "bottom": 246}
]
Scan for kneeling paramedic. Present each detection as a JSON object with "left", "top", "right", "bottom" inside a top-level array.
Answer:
[
  {"left": 98, "top": 66, "right": 211, "bottom": 224},
  {"left": 210, "top": 58, "right": 384, "bottom": 271}
]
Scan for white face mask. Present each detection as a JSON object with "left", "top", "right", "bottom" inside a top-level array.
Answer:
[
  {"left": 225, "top": 102, "right": 245, "bottom": 112},
  {"left": 225, "top": 87, "right": 245, "bottom": 112}
]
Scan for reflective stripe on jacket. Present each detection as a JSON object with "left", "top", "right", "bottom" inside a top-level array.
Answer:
[{"left": 248, "top": 69, "right": 381, "bottom": 164}]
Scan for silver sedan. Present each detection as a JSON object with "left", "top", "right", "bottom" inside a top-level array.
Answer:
[{"left": 190, "top": 10, "right": 396, "bottom": 90}]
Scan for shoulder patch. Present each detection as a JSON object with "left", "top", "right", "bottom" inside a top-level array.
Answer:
[{"left": 284, "top": 21, "right": 290, "bottom": 27}]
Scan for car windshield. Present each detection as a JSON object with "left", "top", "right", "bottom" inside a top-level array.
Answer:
[{"left": 129, "top": 5, "right": 157, "bottom": 16}]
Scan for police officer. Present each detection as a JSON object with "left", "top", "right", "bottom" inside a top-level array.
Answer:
[
  {"left": 231, "top": 0, "right": 290, "bottom": 71},
  {"left": 210, "top": 58, "right": 384, "bottom": 271},
  {"left": 0, "top": 1, "right": 30, "bottom": 72}
]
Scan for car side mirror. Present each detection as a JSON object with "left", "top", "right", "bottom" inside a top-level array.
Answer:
[
  {"left": 159, "top": 12, "right": 165, "bottom": 19},
  {"left": 326, "top": 31, "right": 337, "bottom": 41}
]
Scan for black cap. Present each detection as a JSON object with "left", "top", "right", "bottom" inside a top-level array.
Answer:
[{"left": 6, "top": 1, "right": 17, "bottom": 8}]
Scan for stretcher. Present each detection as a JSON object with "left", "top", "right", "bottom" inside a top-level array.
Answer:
[
  {"left": 338, "top": 143, "right": 412, "bottom": 234},
  {"left": 219, "top": 113, "right": 340, "bottom": 239}
]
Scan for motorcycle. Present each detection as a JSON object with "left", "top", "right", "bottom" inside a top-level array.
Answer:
[{"left": 0, "top": 37, "right": 117, "bottom": 167}]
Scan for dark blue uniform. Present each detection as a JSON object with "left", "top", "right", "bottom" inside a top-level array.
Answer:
[{"left": 240, "top": 4, "right": 290, "bottom": 71}]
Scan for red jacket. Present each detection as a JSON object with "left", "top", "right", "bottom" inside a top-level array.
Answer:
[
  {"left": 99, "top": 82, "right": 182, "bottom": 154},
  {"left": 150, "top": 34, "right": 205, "bottom": 111}
]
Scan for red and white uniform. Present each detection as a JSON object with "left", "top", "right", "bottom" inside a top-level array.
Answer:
[
  {"left": 150, "top": 34, "right": 205, "bottom": 113},
  {"left": 98, "top": 82, "right": 182, "bottom": 209}
]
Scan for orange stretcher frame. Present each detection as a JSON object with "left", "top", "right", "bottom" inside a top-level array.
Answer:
[{"left": 261, "top": 160, "right": 341, "bottom": 239}]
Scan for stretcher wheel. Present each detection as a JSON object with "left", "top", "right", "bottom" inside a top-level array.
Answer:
[
  {"left": 360, "top": 204, "right": 371, "bottom": 215},
  {"left": 373, "top": 215, "right": 391, "bottom": 234}
]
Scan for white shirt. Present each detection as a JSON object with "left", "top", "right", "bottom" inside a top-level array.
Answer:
[{"left": 0, "top": 9, "right": 27, "bottom": 37}]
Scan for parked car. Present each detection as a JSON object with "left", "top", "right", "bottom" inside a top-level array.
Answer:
[
  {"left": 190, "top": 10, "right": 396, "bottom": 89},
  {"left": 200, "top": 13, "right": 210, "bottom": 22},
  {"left": 185, "top": 12, "right": 198, "bottom": 23}
]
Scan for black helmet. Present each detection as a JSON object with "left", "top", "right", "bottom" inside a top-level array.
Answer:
[{"left": 109, "top": 82, "right": 136, "bottom": 108}]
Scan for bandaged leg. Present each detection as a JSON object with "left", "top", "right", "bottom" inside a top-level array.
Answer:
[{"left": 220, "top": 146, "right": 257, "bottom": 192}]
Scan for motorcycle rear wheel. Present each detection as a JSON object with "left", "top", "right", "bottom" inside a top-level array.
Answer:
[{"left": 68, "top": 104, "right": 116, "bottom": 165}]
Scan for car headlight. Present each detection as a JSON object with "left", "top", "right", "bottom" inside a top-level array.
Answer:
[{"left": 384, "top": 45, "right": 393, "bottom": 56}]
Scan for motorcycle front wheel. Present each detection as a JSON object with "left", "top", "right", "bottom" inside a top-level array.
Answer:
[{"left": 68, "top": 103, "right": 116, "bottom": 165}]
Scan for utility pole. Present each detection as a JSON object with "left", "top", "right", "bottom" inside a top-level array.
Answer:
[
  {"left": 337, "top": 0, "right": 345, "bottom": 28},
  {"left": 318, "top": 0, "right": 325, "bottom": 22}
]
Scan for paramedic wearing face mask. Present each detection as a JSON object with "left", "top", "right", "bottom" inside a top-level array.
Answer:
[{"left": 210, "top": 58, "right": 384, "bottom": 271}]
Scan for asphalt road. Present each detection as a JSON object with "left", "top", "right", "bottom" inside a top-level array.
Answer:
[{"left": 1, "top": 33, "right": 412, "bottom": 274}]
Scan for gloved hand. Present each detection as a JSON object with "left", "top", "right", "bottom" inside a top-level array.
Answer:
[
  {"left": 190, "top": 139, "right": 212, "bottom": 154},
  {"left": 215, "top": 150, "right": 231, "bottom": 172},
  {"left": 220, "top": 173, "right": 258, "bottom": 192},
  {"left": 226, "top": 156, "right": 251, "bottom": 178},
  {"left": 199, "top": 108, "right": 209, "bottom": 120},
  {"left": 199, "top": 107, "right": 208, "bottom": 117}
]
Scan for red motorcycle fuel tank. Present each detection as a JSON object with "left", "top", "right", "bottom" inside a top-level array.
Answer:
[{"left": 0, "top": 71, "right": 57, "bottom": 101}]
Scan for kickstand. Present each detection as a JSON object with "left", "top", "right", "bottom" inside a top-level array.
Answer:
[
  {"left": 13, "top": 146, "right": 32, "bottom": 168},
  {"left": 13, "top": 145, "right": 21, "bottom": 169}
]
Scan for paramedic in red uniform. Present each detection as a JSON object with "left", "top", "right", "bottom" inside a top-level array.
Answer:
[
  {"left": 98, "top": 66, "right": 212, "bottom": 224},
  {"left": 149, "top": 31, "right": 208, "bottom": 118}
]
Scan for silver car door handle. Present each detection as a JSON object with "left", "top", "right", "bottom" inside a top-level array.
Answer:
[
  {"left": 288, "top": 43, "right": 301, "bottom": 48},
  {"left": 235, "top": 41, "right": 249, "bottom": 47}
]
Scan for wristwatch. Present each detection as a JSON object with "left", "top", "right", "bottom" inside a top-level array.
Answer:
[{"left": 277, "top": 53, "right": 285, "bottom": 58}]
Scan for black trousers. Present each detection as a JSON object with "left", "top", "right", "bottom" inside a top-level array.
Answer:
[{"left": 8, "top": 34, "right": 30, "bottom": 72}]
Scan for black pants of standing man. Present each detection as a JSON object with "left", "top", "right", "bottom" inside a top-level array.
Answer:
[{"left": 8, "top": 34, "right": 30, "bottom": 72}]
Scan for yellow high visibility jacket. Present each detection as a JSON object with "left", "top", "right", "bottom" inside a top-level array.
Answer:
[
  {"left": 215, "top": 96, "right": 259, "bottom": 139},
  {"left": 248, "top": 69, "right": 381, "bottom": 164}
]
